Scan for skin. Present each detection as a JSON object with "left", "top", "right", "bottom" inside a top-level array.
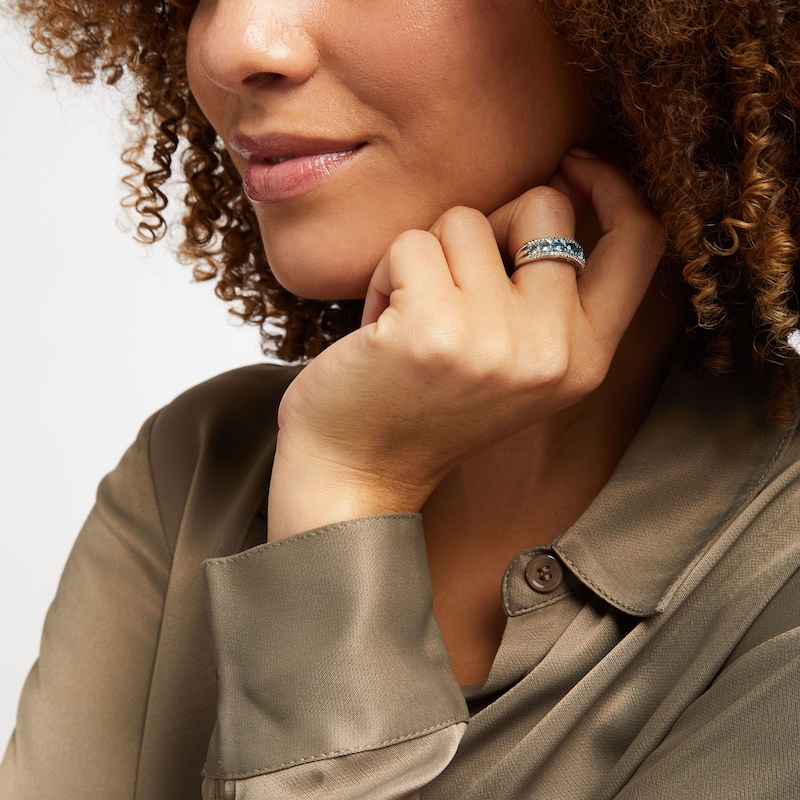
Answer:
[
  {"left": 187, "top": 0, "right": 595, "bottom": 298},
  {"left": 187, "top": 0, "right": 677, "bottom": 683}
]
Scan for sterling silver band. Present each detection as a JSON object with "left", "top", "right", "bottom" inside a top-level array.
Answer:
[{"left": 512, "top": 236, "right": 586, "bottom": 275}]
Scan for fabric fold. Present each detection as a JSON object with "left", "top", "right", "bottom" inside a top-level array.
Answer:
[{"left": 202, "top": 513, "right": 469, "bottom": 780}]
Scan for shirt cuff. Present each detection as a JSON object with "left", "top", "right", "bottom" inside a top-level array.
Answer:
[{"left": 202, "top": 513, "right": 468, "bottom": 781}]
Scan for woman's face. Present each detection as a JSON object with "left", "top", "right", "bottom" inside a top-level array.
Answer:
[{"left": 187, "top": 0, "right": 596, "bottom": 299}]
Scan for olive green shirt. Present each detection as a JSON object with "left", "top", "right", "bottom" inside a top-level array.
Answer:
[{"left": 2, "top": 362, "right": 799, "bottom": 798}]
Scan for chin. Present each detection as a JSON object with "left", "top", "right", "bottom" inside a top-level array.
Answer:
[
  {"left": 253, "top": 186, "right": 457, "bottom": 301},
  {"left": 257, "top": 216, "right": 400, "bottom": 301},
  {"left": 266, "top": 249, "right": 373, "bottom": 301}
]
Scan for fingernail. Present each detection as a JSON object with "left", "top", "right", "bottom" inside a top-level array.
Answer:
[{"left": 565, "top": 147, "right": 598, "bottom": 159}]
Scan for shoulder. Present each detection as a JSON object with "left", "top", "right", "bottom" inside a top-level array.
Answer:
[
  {"left": 151, "top": 363, "right": 301, "bottom": 451},
  {"left": 724, "top": 419, "right": 800, "bottom": 661},
  {"left": 147, "top": 363, "right": 302, "bottom": 552},
  {"left": 709, "top": 410, "right": 800, "bottom": 674}
]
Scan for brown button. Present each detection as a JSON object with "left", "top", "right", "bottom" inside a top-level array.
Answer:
[{"left": 525, "top": 553, "right": 563, "bottom": 593}]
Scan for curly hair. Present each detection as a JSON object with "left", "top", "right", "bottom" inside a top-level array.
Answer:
[
  {"left": 13, "top": 0, "right": 800, "bottom": 420},
  {"left": 547, "top": 0, "right": 800, "bottom": 422}
]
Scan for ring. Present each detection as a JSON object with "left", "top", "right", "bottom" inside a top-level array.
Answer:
[{"left": 513, "top": 237, "right": 586, "bottom": 275}]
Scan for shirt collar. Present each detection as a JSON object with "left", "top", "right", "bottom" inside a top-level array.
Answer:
[{"left": 553, "top": 363, "right": 796, "bottom": 617}]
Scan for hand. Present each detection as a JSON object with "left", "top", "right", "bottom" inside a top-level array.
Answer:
[{"left": 268, "top": 151, "right": 665, "bottom": 539}]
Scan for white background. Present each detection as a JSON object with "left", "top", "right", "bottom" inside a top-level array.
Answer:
[{"left": 0, "top": 15, "right": 267, "bottom": 747}]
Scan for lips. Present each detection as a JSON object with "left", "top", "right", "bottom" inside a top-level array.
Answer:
[{"left": 229, "top": 133, "right": 365, "bottom": 203}]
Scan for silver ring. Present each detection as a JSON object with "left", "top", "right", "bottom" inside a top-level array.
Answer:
[{"left": 512, "top": 237, "right": 586, "bottom": 275}]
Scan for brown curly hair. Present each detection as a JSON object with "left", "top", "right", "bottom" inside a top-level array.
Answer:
[{"left": 13, "top": 0, "right": 800, "bottom": 420}]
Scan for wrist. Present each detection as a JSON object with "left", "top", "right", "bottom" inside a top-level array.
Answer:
[{"left": 267, "top": 432, "right": 432, "bottom": 541}]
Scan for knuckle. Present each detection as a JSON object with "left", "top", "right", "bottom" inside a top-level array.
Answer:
[
  {"left": 537, "top": 345, "right": 571, "bottom": 386},
  {"left": 386, "top": 229, "right": 442, "bottom": 267},
  {"left": 517, "top": 339, "right": 571, "bottom": 389},
  {"left": 518, "top": 186, "right": 576, "bottom": 226},
  {"left": 558, "top": 337, "right": 615, "bottom": 400},
  {"left": 390, "top": 228, "right": 436, "bottom": 253},
  {"left": 576, "top": 357, "right": 610, "bottom": 395},
  {"left": 437, "top": 205, "right": 487, "bottom": 231},
  {"left": 474, "top": 338, "right": 516, "bottom": 382},
  {"left": 408, "top": 313, "right": 463, "bottom": 366}
]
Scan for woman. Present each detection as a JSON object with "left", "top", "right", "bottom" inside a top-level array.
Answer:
[{"left": 2, "top": 0, "right": 799, "bottom": 796}]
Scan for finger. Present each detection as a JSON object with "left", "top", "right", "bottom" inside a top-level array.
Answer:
[
  {"left": 559, "top": 150, "right": 665, "bottom": 345},
  {"left": 547, "top": 170, "right": 589, "bottom": 226},
  {"left": 362, "top": 229, "right": 452, "bottom": 327},
  {"left": 428, "top": 206, "right": 507, "bottom": 296},
  {"left": 488, "top": 185, "right": 580, "bottom": 297}
]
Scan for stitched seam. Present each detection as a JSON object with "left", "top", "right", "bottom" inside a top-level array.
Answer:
[
  {"left": 559, "top": 423, "right": 797, "bottom": 617},
  {"left": 203, "top": 512, "right": 422, "bottom": 568},
  {"left": 501, "top": 552, "right": 514, "bottom": 608},
  {"left": 204, "top": 718, "right": 468, "bottom": 780},
  {"left": 555, "top": 552, "right": 651, "bottom": 615},
  {"left": 145, "top": 409, "right": 174, "bottom": 558},
  {"left": 751, "top": 425, "right": 793, "bottom": 497},
  {"left": 656, "top": 422, "right": 797, "bottom": 612},
  {"left": 507, "top": 584, "right": 585, "bottom": 617},
  {"left": 133, "top": 409, "right": 176, "bottom": 800},
  {"left": 709, "top": 424, "right": 794, "bottom": 543}
]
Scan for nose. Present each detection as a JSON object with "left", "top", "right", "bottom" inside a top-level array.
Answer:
[{"left": 191, "top": 0, "right": 319, "bottom": 92}]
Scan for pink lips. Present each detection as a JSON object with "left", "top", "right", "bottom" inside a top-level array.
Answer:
[{"left": 230, "top": 134, "right": 365, "bottom": 203}]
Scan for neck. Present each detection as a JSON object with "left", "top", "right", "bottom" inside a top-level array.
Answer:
[{"left": 421, "top": 265, "right": 685, "bottom": 687}]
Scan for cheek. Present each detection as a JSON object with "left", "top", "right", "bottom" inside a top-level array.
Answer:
[
  {"left": 185, "top": 9, "right": 207, "bottom": 106},
  {"left": 324, "top": 3, "right": 480, "bottom": 125},
  {"left": 328, "top": 4, "right": 583, "bottom": 183},
  {"left": 185, "top": 4, "right": 239, "bottom": 132}
]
